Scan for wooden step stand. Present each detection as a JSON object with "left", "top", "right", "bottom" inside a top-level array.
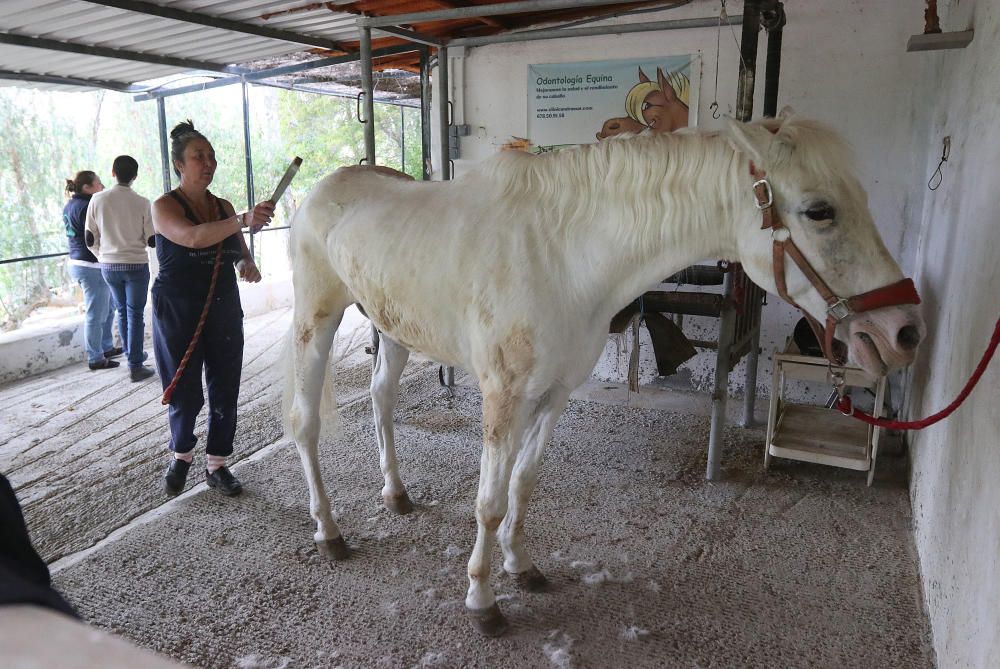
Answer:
[{"left": 764, "top": 340, "right": 888, "bottom": 486}]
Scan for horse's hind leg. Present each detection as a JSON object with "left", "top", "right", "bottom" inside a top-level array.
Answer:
[
  {"left": 499, "top": 385, "right": 571, "bottom": 593},
  {"left": 289, "top": 295, "right": 350, "bottom": 560},
  {"left": 370, "top": 334, "right": 413, "bottom": 514}
]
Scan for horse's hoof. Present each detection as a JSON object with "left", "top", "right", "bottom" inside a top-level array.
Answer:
[
  {"left": 513, "top": 566, "right": 549, "bottom": 592},
  {"left": 383, "top": 492, "right": 414, "bottom": 515},
  {"left": 468, "top": 603, "right": 509, "bottom": 637},
  {"left": 317, "top": 536, "right": 350, "bottom": 561}
]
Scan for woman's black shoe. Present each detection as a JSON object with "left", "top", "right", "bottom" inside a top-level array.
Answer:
[
  {"left": 206, "top": 467, "right": 243, "bottom": 496},
  {"left": 130, "top": 366, "right": 156, "bottom": 382},
  {"left": 164, "top": 458, "right": 191, "bottom": 496},
  {"left": 88, "top": 358, "right": 120, "bottom": 370}
]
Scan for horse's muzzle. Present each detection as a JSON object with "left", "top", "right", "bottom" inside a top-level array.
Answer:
[{"left": 847, "top": 304, "right": 925, "bottom": 374}]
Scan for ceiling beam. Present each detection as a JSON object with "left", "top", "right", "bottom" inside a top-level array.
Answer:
[
  {"left": 424, "top": 0, "right": 508, "bottom": 29},
  {"left": 0, "top": 70, "right": 134, "bottom": 92},
  {"left": 81, "top": 0, "right": 345, "bottom": 52},
  {"left": 372, "top": 26, "right": 442, "bottom": 47},
  {"left": 0, "top": 31, "right": 248, "bottom": 75},
  {"left": 449, "top": 15, "right": 739, "bottom": 46},
  {"left": 358, "top": 0, "right": 651, "bottom": 28},
  {"left": 133, "top": 43, "right": 419, "bottom": 101}
]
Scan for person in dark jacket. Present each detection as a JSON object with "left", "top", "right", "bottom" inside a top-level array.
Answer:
[
  {"left": 0, "top": 473, "right": 78, "bottom": 618},
  {"left": 150, "top": 120, "right": 273, "bottom": 497},
  {"left": 64, "top": 171, "right": 120, "bottom": 370}
]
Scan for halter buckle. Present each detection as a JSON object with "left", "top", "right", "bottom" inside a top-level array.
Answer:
[
  {"left": 828, "top": 367, "right": 847, "bottom": 399},
  {"left": 752, "top": 179, "right": 773, "bottom": 210},
  {"left": 827, "top": 299, "right": 851, "bottom": 322}
]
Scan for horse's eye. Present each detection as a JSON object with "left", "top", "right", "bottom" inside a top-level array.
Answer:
[{"left": 804, "top": 204, "right": 836, "bottom": 221}]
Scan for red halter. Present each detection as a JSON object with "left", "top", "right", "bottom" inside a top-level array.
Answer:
[{"left": 750, "top": 164, "right": 921, "bottom": 367}]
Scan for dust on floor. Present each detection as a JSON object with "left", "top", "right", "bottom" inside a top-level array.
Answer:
[{"left": 1, "top": 308, "right": 934, "bottom": 668}]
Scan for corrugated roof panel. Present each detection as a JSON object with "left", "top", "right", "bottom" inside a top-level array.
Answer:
[
  {"left": 0, "top": 0, "right": 661, "bottom": 92},
  {"left": 0, "top": 0, "right": 328, "bottom": 90}
]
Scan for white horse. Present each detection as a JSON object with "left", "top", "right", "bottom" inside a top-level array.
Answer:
[{"left": 283, "top": 113, "right": 924, "bottom": 636}]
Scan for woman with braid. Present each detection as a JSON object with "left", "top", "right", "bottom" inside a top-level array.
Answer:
[{"left": 151, "top": 120, "right": 273, "bottom": 497}]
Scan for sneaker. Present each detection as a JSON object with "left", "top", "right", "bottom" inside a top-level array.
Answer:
[
  {"left": 103, "top": 346, "right": 124, "bottom": 359},
  {"left": 89, "top": 358, "right": 120, "bottom": 370},
  {"left": 130, "top": 366, "right": 156, "bottom": 382},
  {"left": 206, "top": 466, "right": 243, "bottom": 497},
  {"left": 164, "top": 458, "right": 191, "bottom": 496}
]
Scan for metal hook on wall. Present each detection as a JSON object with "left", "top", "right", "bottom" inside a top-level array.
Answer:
[
  {"left": 356, "top": 91, "right": 368, "bottom": 124},
  {"left": 928, "top": 135, "right": 950, "bottom": 191}
]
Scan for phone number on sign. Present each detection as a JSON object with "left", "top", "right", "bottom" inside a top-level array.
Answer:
[{"left": 536, "top": 112, "right": 565, "bottom": 119}]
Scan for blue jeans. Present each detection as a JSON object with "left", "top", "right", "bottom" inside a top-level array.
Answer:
[
  {"left": 103, "top": 267, "right": 150, "bottom": 368},
  {"left": 68, "top": 264, "right": 114, "bottom": 364}
]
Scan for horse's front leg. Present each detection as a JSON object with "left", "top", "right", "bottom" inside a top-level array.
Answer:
[
  {"left": 466, "top": 391, "right": 530, "bottom": 637},
  {"left": 289, "top": 307, "right": 349, "bottom": 560},
  {"left": 499, "top": 385, "right": 571, "bottom": 592},
  {"left": 370, "top": 334, "right": 413, "bottom": 514}
]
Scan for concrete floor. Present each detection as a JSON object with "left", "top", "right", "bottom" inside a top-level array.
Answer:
[{"left": 1, "top": 308, "right": 935, "bottom": 668}]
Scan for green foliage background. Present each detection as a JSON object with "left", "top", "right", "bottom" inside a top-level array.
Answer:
[{"left": 0, "top": 84, "right": 421, "bottom": 330}]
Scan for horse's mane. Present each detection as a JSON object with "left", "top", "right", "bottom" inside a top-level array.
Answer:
[
  {"left": 470, "top": 129, "right": 739, "bottom": 248},
  {"left": 466, "top": 116, "right": 861, "bottom": 248}
]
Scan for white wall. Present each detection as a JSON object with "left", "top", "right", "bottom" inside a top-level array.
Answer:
[
  {"left": 433, "top": 0, "right": 934, "bottom": 405},
  {"left": 905, "top": 1, "right": 1000, "bottom": 666}
]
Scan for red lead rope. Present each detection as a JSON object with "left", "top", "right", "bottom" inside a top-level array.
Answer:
[
  {"left": 836, "top": 315, "right": 1000, "bottom": 430},
  {"left": 161, "top": 243, "right": 223, "bottom": 406}
]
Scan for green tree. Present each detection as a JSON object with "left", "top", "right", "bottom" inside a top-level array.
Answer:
[{"left": 0, "top": 83, "right": 424, "bottom": 330}]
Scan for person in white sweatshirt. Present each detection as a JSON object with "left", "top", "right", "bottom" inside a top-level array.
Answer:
[{"left": 86, "top": 156, "right": 156, "bottom": 382}]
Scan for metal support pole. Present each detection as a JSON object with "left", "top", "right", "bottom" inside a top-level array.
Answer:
[
  {"left": 400, "top": 104, "right": 406, "bottom": 173},
  {"left": 359, "top": 26, "right": 376, "bottom": 165},
  {"left": 728, "top": 5, "right": 764, "bottom": 444},
  {"left": 707, "top": 274, "right": 736, "bottom": 481},
  {"left": 762, "top": 1, "right": 786, "bottom": 117},
  {"left": 241, "top": 80, "right": 255, "bottom": 257},
  {"left": 156, "top": 97, "right": 170, "bottom": 194},
  {"left": 420, "top": 46, "right": 432, "bottom": 181},
  {"left": 437, "top": 46, "right": 450, "bottom": 180},
  {"left": 437, "top": 45, "right": 454, "bottom": 386},
  {"left": 742, "top": 330, "right": 761, "bottom": 427},
  {"left": 744, "top": 1, "right": 783, "bottom": 427},
  {"left": 735, "top": 1, "right": 761, "bottom": 122},
  {"left": 359, "top": 25, "right": 379, "bottom": 360}
]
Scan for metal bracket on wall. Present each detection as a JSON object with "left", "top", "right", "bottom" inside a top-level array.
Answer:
[{"left": 448, "top": 124, "right": 471, "bottom": 159}]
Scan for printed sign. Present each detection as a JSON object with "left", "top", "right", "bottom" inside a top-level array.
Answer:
[{"left": 527, "top": 55, "right": 698, "bottom": 151}]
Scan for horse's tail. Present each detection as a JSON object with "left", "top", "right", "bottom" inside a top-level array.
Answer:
[{"left": 280, "top": 322, "right": 341, "bottom": 444}]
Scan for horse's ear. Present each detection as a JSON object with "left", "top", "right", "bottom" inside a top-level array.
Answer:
[
  {"left": 777, "top": 105, "right": 796, "bottom": 119},
  {"left": 638, "top": 67, "right": 650, "bottom": 83},
  {"left": 724, "top": 116, "right": 772, "bottom": 166},
  {"left": 656, "top": 68, "right": 677, "bottom": 102}
]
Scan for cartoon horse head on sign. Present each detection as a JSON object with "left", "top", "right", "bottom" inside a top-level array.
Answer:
[{"left": 596, "top": 66, "right": 690, "bottom": 140}]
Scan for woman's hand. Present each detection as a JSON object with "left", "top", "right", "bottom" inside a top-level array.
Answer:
[
  {"left": 245, "top": 201, "right": 275, "bottom": 233},
  {"left": 236, "top": 257, "right": 262, "bottom": 283}
]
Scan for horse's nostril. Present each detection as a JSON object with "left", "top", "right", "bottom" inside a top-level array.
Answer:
[{"left": 897, "top": 325, "right": 921, "bottom": 351}]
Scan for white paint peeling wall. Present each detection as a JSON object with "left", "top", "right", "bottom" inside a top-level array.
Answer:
[
  {"left": 437, "top": 0, "right": 932, "bottom": 405},
  {"left": 904, "top": 1, "right": 1000, "bottom": 666}
]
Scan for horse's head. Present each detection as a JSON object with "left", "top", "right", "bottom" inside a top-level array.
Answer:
[
  {"left": 641, "top": 68, "right": 689, "bottom": 132},
  {"left": 725, "top": 110, "right": 925, "bottom": 375}
]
